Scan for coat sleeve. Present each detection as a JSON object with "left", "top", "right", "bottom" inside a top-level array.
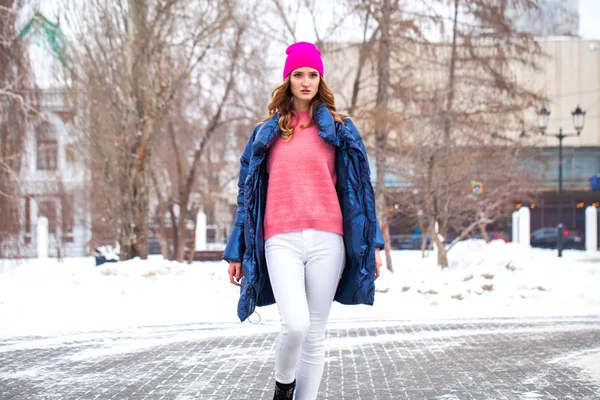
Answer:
[
  {"left": 344, "top": 118, "right": 386, "bottom": 250},
  {"left": 223, "top": 125, "right": 259, "bottom": 263}
]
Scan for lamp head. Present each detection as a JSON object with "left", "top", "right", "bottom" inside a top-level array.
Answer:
[
  {"left": 537, "top": 106, "right": 550, "bottom": 133},
  {"left": 572, "top": 105, "right": 585, "bottom": 134}
]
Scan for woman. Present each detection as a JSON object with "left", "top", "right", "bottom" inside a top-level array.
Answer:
[{"left": 223, "top": 42, "right": 384, "bottom": 400}]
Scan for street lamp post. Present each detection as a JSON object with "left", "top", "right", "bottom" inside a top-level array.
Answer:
[{"left": 536, "top": 106, "right": 586, "bottom": 257}]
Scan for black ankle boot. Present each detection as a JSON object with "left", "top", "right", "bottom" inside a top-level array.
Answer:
[{"left": 273, "top": 380, "right": 295, "bottom": 400}]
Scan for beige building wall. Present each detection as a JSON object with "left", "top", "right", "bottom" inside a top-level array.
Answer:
[{"left": 534, "top": 39, "right": 600, "bottom": 146}]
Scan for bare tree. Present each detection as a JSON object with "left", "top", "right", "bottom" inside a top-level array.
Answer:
[
  {"left": 399, "top": 0, "right": 545, "bottom": 267},
  {"left": 347, "top": 11, "right": 379, "bottom": 117},
  {"left": 63, "top": 0, "right": 234, "bottom": 260},
  {"left": 331, "top": 0, "right": 546, "bottom": 268},
  {"left": 148, "top": 2, "right": 271, "bottom": 262},
  {"left": 401, "top": 137, "right": 538, "bottom": 263},
  {"left": 372, "top": 0, "right": 394, "bottom": 271},
  {"left": 0, "top": 1, "right": 37, "bottom": 258},
  {"left": 339, "top": 0, "right": 429, "bottom": 272}
]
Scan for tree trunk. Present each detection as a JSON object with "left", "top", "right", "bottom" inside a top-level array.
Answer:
[
  {"left": 157, "top": 207, "right": 170, "bottom": 259},
  {"left": 425, "top": 1, "right": 458, "bottom": 266},
  {"left": 135, "top": 169, "right": 149, "bottom": 259},
  {"left": 119, "top": 0, "right": 152, "bottom": 260},
  {"left": 443, "top": 0, "right": 460, "bottom": 143},
  {"left": 174, "top": 200, "right": 187, "bottom": 262},
  {"left": 381, "top": 221, "right": 393, "bottom": 271},
  {"left": 150, "top": 170, "right": 170, "bottom": 259},
  {"left": 478, "top": 222, "right": 490, "bottom": 242},
  {"left": 186, "top": 205, "right": 199, "bottom": 264},
  {"left": 168, "top": 203, "right": 179, "bottom": 259},
  {"left": 119, "top": 164, "right": 149, "bottom": 260},
  {"left": 374, "top": 0, "right": 392, "bottom": 271},
  {"left": 432, "top": 219, "right": 449, "bottom": 268},
  {"left": 419, "top": 215, "right": 429, "bottom": 256},
  {"left": 437, "top": 244, "right": 448, "bottom": 268},
  {"left": 349, "top": 20, "right": 379, "bottom": 116}
]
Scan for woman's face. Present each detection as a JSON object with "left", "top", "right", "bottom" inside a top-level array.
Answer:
[{"left": 289, "top": 67, "right": 320, "bottom": 104}]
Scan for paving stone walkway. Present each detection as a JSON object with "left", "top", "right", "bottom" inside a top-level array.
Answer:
[{"left": 0, "top": 316, "right": 599, "bottom": 399}]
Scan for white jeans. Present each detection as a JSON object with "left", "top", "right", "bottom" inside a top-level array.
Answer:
[{"left": 265, "top": 229, "right": 345, "bottom": 400}]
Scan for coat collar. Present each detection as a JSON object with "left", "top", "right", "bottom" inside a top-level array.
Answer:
[{"left": 252, "top": 103, "right": 339, "bottom": 157}]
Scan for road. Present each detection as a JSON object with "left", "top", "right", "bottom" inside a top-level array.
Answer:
[{"left": 1, "top": 317, "right": 599, "bottom": 399}]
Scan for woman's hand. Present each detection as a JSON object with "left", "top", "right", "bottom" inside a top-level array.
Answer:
[
  {"left": 228, "top": 262, "right": 243, "bottom": 287},
  {"left": 375, "top": 248, "right": 382, "bottom": 280}
]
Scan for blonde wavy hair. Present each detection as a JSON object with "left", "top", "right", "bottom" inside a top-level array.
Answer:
[{"left": 262, "top": 74, "right": 347, "bottom": 139}]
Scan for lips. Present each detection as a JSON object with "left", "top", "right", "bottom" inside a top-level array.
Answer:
[{"left": 301, "top": 90, "right": 311, "bottom": 94}]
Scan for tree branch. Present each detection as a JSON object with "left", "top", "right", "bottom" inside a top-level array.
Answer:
[{"left": 271, "top": 0, "right": 297, "bottom": 41}]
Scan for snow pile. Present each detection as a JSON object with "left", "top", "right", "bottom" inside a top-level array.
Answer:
[
  {"left": 362, "top": 240, "right": 600, "bottom": 321},
  {"left": 0, "top": 240, "right": 598, "bottom": 338},
  {"left": 0, "top": 256, "right": 241, "bottom": 337}
]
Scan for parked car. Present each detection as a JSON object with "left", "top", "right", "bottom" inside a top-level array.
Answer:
[
  {"left": 390, "top": 233, "right": 464, "bottom": 250},
  {"left": 400, "top": 235, "right": 431, "bottom": 250},
  {"left": 530, "top": 227, "right": 584, "bottom": 250}
]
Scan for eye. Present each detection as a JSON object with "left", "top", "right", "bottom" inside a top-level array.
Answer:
[
  {"left": 294, "top": 72, "right": 302, "bottom": 77},
  {"left": 311, "top": 73, "right": 318, "bottom": 78}
]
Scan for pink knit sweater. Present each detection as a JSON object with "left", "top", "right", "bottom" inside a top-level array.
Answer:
[{"left": 264, "top": 111, "right": 343, "bottom": 240}]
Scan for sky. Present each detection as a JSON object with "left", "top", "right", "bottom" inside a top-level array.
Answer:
[{"left": 579, "top": 0, "right": 600, "bottom": 40}]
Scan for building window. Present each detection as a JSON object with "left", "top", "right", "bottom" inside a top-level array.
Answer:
[
  {"left": 36, "top": 121, "right": 58, "bottom": 171},
  {"left": 574, "top": 156, "right": 600, "bottom": 177},
  {"left": 546, "top": 155, "right": 573, "bottom": 181}
]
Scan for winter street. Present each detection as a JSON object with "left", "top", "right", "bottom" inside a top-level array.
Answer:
[
  {"left": 1, "top": 245, "right": 600, "bottom": 399},
  {"left": 3, "top": 0, "right": 600, "bottom": 399},
  {"left": 1, "top": 317, "right": 599, "bottom": 400}
]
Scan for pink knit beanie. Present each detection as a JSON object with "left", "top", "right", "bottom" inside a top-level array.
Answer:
[{"left": 282, "top": 42, "right": 324, "bottom": 80}]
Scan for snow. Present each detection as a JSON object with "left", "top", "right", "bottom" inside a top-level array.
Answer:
[
  {"left": 367, "top": 239, "right": 600, "bottom": 322},
  {"left": 550, "top": 347, "right": 600, "bottom": 386},
  {"left": 0, "top": 240, "right": 598, "bottom": 339},
  {"left": 520, "top": 392, "right": 545, "bottom": 399}
]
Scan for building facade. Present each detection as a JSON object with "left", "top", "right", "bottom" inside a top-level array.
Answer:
[
  {"left": 520, "top": 38, "right": 600, "bottom": 235},
  {"left": 18, "top": 89, "right": 92, "bottom": 257}
]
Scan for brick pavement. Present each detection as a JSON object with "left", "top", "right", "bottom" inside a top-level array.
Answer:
[{"left": 0, "top": 317, "right": 599, "bottom": 399}]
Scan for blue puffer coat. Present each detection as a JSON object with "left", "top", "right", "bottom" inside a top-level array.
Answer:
[{"left": 223, "top": 102, "right": 385, "bottom": 322}]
